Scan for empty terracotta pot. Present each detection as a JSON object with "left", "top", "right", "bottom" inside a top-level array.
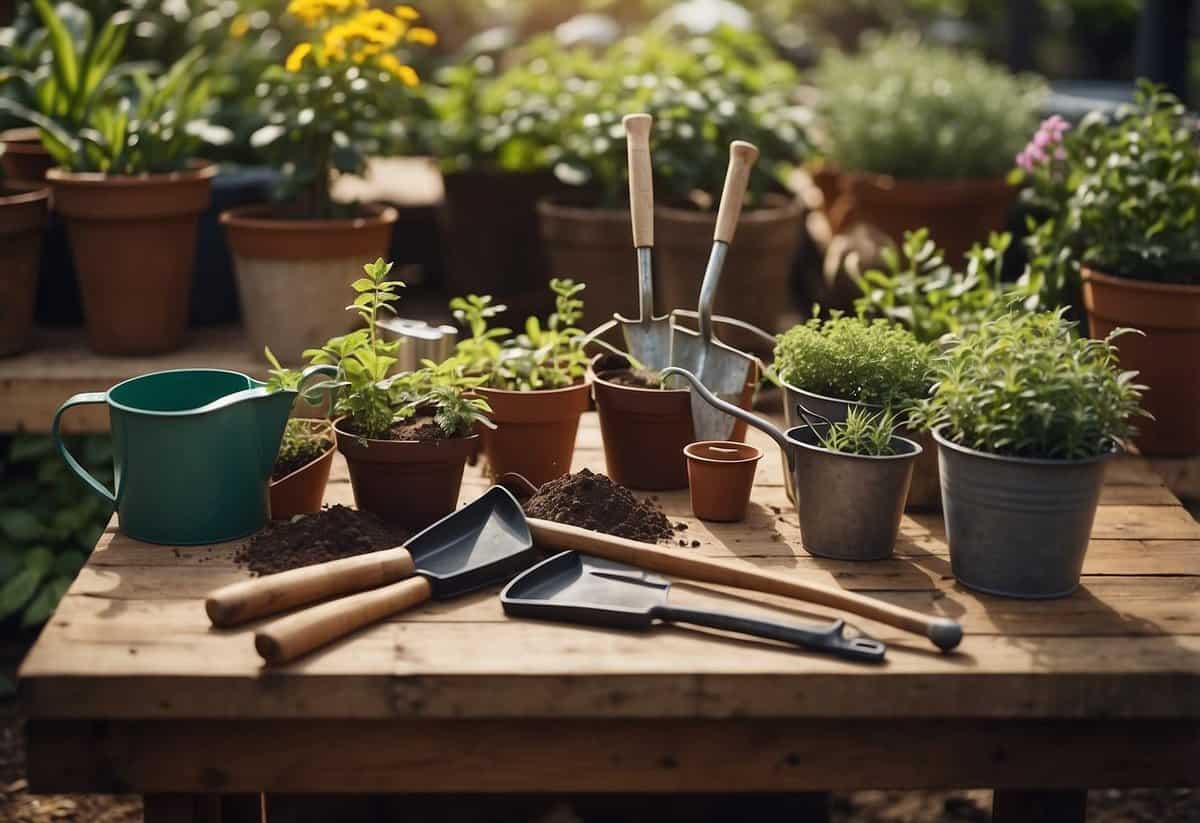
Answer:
[
  {"left": 269, "top": 427, "right": 336, "bottom": 520},
  {"left": 0, "top": 128, "right": 54, "bottom": 183},
  {"left": 684, "top": 441, "right": 762, "bottom": 522},
  {"left": 476, "top": 382, "right": 591, "bottom": 487},
  {"left": 0, "top": 184, "right": 49, "bottom": 355}
]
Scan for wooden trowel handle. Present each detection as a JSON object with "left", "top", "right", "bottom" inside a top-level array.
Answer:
[
  {"left": 255, "top": 575, "right": 433, "bottom": 664},
  {"left": 526, "top": 518, "right": 962, "bottom": 651},
  {"left": 624, "top": 113, "right": 654, "bottom": 248},
  {"left": 205, "top": 546, "right": 417, "bottom": 628},
  {"left": 714, "top": 140, "right": 759, "bottom": 245}
]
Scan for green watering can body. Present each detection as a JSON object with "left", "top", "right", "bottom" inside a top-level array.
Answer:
[{"left": 53, "top": 367, "right": 334, "bottom": 545}]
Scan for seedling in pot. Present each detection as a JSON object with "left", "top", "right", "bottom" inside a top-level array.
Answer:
[
  {"left": 814, "top": 407, "right": 902, "bottom": 458},
  {"left": 273, "top": 419, "right": 334, "bottom": 482}
]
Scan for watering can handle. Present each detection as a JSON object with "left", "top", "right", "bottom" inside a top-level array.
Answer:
[{"left": 52, "top": 392, "right": 116, "bottom": 504}]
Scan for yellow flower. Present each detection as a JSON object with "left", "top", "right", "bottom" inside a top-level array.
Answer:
[
  {"left": 406, "top": 26, "right": 437, "bottom": 46},
  {"left": 394, "top": 5, "right": 419, "bottom": 20},
  {"left": 377, "top": 53, "right": 419, "bottom": 87},
  {"left": 229, "top": 14, "right": 250, "bottom": 39},
  {"left": 285, "top": 42, "right": 312, "bottom": 72},
  {"left": 287, "top": 0, "right": 366, "bottom": 27}
]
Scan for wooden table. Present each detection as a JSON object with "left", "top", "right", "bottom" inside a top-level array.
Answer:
[{"left": 18, "top": 413, "right": 1200, "bottom": 822}]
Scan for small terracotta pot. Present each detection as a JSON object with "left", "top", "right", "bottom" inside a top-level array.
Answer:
[
  {"left": 335, "top": 421, "right": 478, "bottom": 531},
  {"left": 684, "top": 441, "right": 762, "bottom": 522},
  {"left": 831, "top": 174, "right": 1015, "bottom": 262},
  {"left": 1082, "top": 266, "right": 1200, "bottom": 456},
  {"left": 0, "top": 128, "right": 55, "bottom": 183},
  {"left": 269, "top": 421, "right": 336, "bottom": 520},
  {"left": 476, "top": 381, "right": 591, "bottom": 487},
  {"left": 222, "top": 203, "right": 398, "bottom": 364},
  {"left": 0, "top": 184, "right": 49, "bottom": 355},
  {"left": 48, "top": 162, "right": 215, "bottom": 355}
]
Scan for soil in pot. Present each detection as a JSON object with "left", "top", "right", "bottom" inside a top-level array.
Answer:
[
  {"left": 235, "top": 504, "right": 411, "bottom": 575},
  {"left": 0, "top": 128, "right": 54, "bottom": 183},
  {"left": 48, "top": 162, "right": 216, "bottom": 355},
  {"left": 0, "top": 184, "right": 49, "bottom": 356},
  {"left": 522, "top": 468, "right": 676, "bottom": 544},
  {"left": 270, "top": 419, "right": 336, "bottom": 519},
  {"left": 477, "top": 381, "right": 591, "bottom": 488}
]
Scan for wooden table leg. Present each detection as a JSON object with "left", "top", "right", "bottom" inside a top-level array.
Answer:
[
  {"left": 993, "top": 789, "right": 1087, "bottom": 823},
  {"left": 143, "top": 793, "right": 263, "bottom": 823}
]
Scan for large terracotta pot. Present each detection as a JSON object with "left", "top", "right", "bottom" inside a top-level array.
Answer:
[
  {"left": 0, "top": 184, "right": 49, "bottom": 355},
  {"left": 222, "top": 204, "right": 397, "bottom": 364},
  {"left": 536, "top": 198, "right": 636, "bottom": 332},
  {"left": 1082, "top": 267, "right": 1200, "bottom": 456},
  {"left": 831, "top": 174, "right": 1015, "bottom": 262},
  {"left": 0, "top": 128, "right": 54, "bottom": 183},
  {"left": 335, "top": 421, "right": 478, "bottom": 531},
  {"left": 48, "top": 162, "right": 215, "bottom": 355},
  {"left": 476, "top": 382, "right": 591, "bottom": 487},
  {"left": 655, "top": 196, "right": 805, "bottom": 355}
]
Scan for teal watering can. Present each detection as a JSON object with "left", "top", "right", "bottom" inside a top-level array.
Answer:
[{"left": 52, "top": 366, "right": 335, "bottom": 545}]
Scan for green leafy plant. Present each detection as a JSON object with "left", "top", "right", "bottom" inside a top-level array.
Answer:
[
  {"left": 773, "top": 315, "right": 934, "bottom": 409},
  {"left": 273, "top": 418, "right": 333, "bottom": 479},
  {"left": 1018, "top": 82, "right": 1200, "bottom": 300},
  {"left": 813, "top": 31, "right": 1045, "bottom": 179},
  {"left": 452, "top": 278, "right": 591, "bottom": 391},
  {"left": 854, "top": 228, "right": 1043, "bottom": 343},
  {"left": 815, "top": 406, "right": 900, "bottom": 456},
  {"left": 915, "top": 309, "right": 1147, "bottom": 459}
]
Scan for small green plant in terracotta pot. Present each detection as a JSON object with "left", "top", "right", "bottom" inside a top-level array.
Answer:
[
  {"left": 0, "top": 150, "right": 49, "bottom": 355},
  {"left": 268, "top": 415, "right": 336, "bottom": 520},
  {"left": 452, "top": 278, "right": 591, "bottom": 487}
]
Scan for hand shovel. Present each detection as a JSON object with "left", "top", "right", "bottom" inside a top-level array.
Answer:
[
  {"left": 668, "top": 140, "right": 761, "bottom": 441},
  {"left": 613, "top": 113, "right": 672, "bottom": 370}
]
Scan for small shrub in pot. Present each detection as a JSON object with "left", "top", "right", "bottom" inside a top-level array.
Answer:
[{"left": 916, "top": 310, "right": 1147, "bottom": 598}]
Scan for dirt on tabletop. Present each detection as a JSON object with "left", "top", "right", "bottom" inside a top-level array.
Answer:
[
  {"left": 234, "top": 504, "right": 411, "bottom": 575},
  {"left": 522, "top": 469, "right": 676, "bottom": 544},
  {"left": 603, "top": 369, "right": 667, "bottom": 390}
]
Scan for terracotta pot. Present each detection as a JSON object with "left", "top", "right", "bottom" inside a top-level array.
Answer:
[
  {"left": 222, "top": 203, "right": 397, "bottom": 364},
  {"left": 1082, "top": 266, "right": 1200, "bottom": 456},
  {"left": 476, "top": 382, "right": 591, "bottom": 487},
  {"left": 269, "top": 421, "right": 336, "bottom": 520},
  {"left": 831, "top": 174, "right": 1015, "bottom": 262},
  {"left": 684, "top": 441, "right": 762, "bottom": 522},
  {"left": 655, "top": 196, "right": 805, "bottom": 355},
  {"left": 0, "top": 128, "right": 55, "bottom": 183},
  {"left": 536, "top": 198, "right": 636, "bottom": 331},
  {"left": 48, "top": 162, "right": 215, "bottom": 355},
  {"left": 335, "top": 421, "right": 478, "bottom": 530},
  {"left": 0, "top": 184, "right": 49, "bottom": 356}
]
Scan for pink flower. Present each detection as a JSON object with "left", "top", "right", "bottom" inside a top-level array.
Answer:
[{"left": 1016, "top": 150, "right": 1034, "bottom": 172}]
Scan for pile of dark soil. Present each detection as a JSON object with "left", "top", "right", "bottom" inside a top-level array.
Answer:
[
  {"left": 523, "top": 469, "right": 676, "bottom": 544},
  {"left": 603, "top": 369, "right": 666, "bottom": 390},
  {"left": 387, "top": 418, "right": 450, "bottom": 442},
  {"left": 234, "top": 505, "right": 410, "bottom": 575}
]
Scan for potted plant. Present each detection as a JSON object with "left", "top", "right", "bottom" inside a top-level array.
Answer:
[
  {"left": 0, "top": 151, "right": 49, "bottom": 355},
  {"left": 452, "top": 279, "right": 591, "bottom": 487},
  {"left": 1018, "top": 83, "right": 1200, "bottom": 456},
  {"left": 812, "top": 32, "right": 1044, "bottom": 261},
  {"left": 917, "top": 310, "right": 1146, "bottom": 598},
  {"left": 268, "top": 415, "right": 336, "bottom": 520},
  {"left": 222, "top": 2, "right": 437, "bottom": 363},
  {"left": 285, "top": 258, "right": 493, "bottom": 530},
  {"left": 772, "top": 314, "right": 937, "bottom": 509}
]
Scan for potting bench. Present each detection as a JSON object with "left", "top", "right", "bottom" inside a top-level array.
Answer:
[{"left": 15, "top": 410, "right": 1200, "bottom": 822}]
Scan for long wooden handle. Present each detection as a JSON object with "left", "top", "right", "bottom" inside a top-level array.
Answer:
[
  {"left": 255, "top": 576, "right": 433, "bottom": 664},
  {"left": 526, "top": 518, "right": 962, "bottom": 651},
  {"left": 713, "top": 140, "right": 759, "bottom": 245},
  {"left": 206, "top": 546, "right": 416, "bottom": 628},
  {"left": 624, "top": 113, "right": 654, "bottom": 248}
]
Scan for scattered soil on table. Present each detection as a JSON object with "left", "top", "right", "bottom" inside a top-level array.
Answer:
[
  {"left": 523, "top": 469, "right": 675, "bottom": 544},
  {"left": 604, "top": 369, "right": 666, "bottom": 389},
  {"left": 234, "top": 505, "right": 411, "bottom": 575}
]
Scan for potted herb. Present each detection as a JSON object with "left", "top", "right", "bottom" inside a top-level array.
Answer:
[
  {"left": 773, "top": 314, "right": 938, "bottom": 509},
  {"left": 288, "top": 258, "right": 492, "bottom": 530},
  {"left": 268, "top": 416, "right": 336, "bottom": 520},
  {"left": 917, "top": 310, "right": 1146, "bottom": 598},
  {"left": 452, "top": 279, "right": 591, "bottom": 487},
  {"left": 1018, "top": 83, "right": 1200, "bottom": 455},
  {"left": 0, "top": 150, "right": 49, "bottom": 355},
  {"left": 813, "top": 32, "right": 1044, "bottom": 261},
  {"left": 222, "top": 2, "right": 436, "bottom": 363}
]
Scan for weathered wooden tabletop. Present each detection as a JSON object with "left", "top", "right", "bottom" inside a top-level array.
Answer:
[{"left": 18, "top": 412, "right": 1200, "bottom": 810}]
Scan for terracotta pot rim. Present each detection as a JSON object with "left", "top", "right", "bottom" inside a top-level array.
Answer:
[
  {"left": 593, "top": 370, "right": 688, "bottom": 395},
  {"left": 475, "top": 379, "right": 592, "bottom": 399},
  {"left": 684, "top": 440, "right": 763, "bottom": 465},
  {"left": 931, "top": 425, "right": 1118, "bottom": 467},
  {"left": 1081, "top": 266, "right": 1200, "bottom": 296},
  {"left": 535, "top": 197, "right": 627, "bottom": 221},
  {"left": 220, "top": 202, "right": 399, "bottom": 232},
  {"left": 269, "top": 420, "right": 336, "bottom": 487},
  {"left": 46, "top": 159, "right": 216, "bottom": 187},
  {"left": 0, "top": 127, "right": 46, "bottom": 147},
  {"left": 655, "top": 195, "right": 805, "bottom": 223},
  {"left": 0, "top": 186, "right": 50, "bottom": 207},
  {"left": 842, "top": 171, "right": 1013, "bottom": 191}
]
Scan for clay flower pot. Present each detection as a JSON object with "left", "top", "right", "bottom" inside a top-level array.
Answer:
[
  {"left": 684, "top": 441, "right": 762, "bottom": 522},
  {"left": 0, "top": 184, "right": 49, "bottom": 355},
  {"left": 476, "top": 382, "right": 591, "bottom": 487},
  {"left": 222, "top": 204, "right": 398, "bottom": 364},
  {"left": 335, "top": 421, "right": 478, "bottom": 531},
  {"left": 0, "top": 128, "right": 55, "bottom": 183},
  {"left": 269, "top": 420, "right": 337, "bottom": 520},
  {"left": 47, "top": 162, "right": 215, "bottom": 355}
]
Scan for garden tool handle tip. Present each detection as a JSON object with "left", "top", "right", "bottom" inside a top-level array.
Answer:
[
  {"left": 714, "top": 140, "right": 759, "bottom": 245},
  {"left": 625, "top": 112, "right": 654, "bottom": 248},
  {"left": 928, "top": 618, "right": 964, "bottom": 652}
]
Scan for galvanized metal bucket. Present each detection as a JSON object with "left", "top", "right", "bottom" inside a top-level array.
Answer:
[{"left": 934, "top": 427, "right": 1113, "bottom": 599}]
